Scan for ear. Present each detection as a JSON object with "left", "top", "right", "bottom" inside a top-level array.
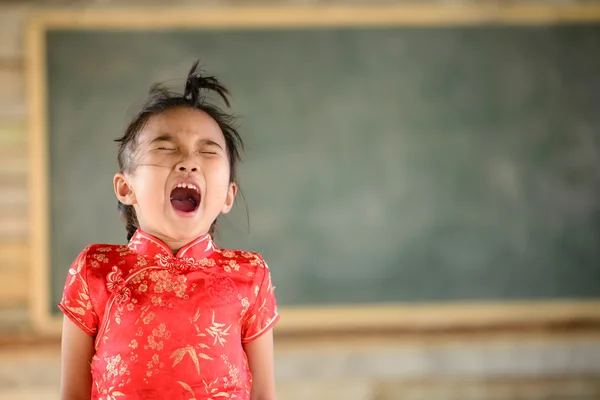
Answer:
[
  {"left": 220, "top": 182, "right": 237, "bottom": 214},
  {"left": 114, "top": 172, "right": 137, "bottom": 205}
]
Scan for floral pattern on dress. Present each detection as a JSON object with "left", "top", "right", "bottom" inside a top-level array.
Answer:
[{"left": 58, "top": 229, "right": 279, "bottom": 400}]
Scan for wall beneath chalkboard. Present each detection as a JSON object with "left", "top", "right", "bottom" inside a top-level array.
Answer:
[{"left": 44, "top": 24, "right": 600, "bottom": 312}]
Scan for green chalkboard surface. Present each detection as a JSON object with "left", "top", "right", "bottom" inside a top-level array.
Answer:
[{"left": 46, "top": 24, "right": 600, "bottom": 314}]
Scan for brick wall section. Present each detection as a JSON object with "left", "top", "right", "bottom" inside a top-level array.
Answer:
[{"left": 0, "top": 4, "right": 29, "bottom": 314}]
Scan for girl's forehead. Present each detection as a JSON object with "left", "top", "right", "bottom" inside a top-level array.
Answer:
[{"left": 139, "top": 107, "right": 224, "bottom": 144}]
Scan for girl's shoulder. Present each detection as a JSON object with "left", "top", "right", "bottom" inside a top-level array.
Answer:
[
  {"left": 73, "top": 243, "right": 141, "bottom": 273},
  {"left": 84, "top": 243, "right": 134, "bottom": 254},
  {"left": 213, "top": 247, "right": 262, "bottom": 260},
  {"left": 211, "top": 248, "right": 270, "bottom": 273},
  {"left": 78, "top": 243, "right": 137, "bottom": 258}
]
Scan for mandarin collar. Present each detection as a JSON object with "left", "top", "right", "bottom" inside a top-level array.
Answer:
[{"left": 128, "top": 229, "right": 215, "bottom": 261}]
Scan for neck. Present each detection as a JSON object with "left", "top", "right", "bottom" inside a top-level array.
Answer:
[
  {"left": 155, "top": 237, "right": 187, "bottom": 255},
  {"left": 138, "top": 229, "right": 206, "bottom": 255}
]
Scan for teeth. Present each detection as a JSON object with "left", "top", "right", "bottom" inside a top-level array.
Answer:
[{"left": 176, "top": 183, "right": 199, "bottom": 193}]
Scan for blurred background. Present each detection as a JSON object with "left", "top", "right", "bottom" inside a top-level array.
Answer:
[{"left": 2, "top": 0, "right": 600, "bottom": 399}]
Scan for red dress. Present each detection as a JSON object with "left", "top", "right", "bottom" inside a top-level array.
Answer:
[{"left": 59, "top": 229, "right": 279, "bottom": 400}]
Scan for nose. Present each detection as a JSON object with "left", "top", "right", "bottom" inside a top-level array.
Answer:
[{"left": 175, "top": 155, "right": 198, "bottom": 172}]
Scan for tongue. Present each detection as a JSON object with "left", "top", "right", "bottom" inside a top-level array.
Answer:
[
  {"left": 171, "top": 199, "right": 196, "bottom": 213},
  {"left": 170, "top": 187, "right": 198, "bottom": 213}
]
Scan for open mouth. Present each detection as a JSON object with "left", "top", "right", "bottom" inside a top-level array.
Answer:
[{"left": 170, "top": 182, "right": 201, "bottom": 213}]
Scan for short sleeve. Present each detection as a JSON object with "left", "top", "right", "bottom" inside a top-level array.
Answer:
[
  {"left": 241, "top": 258, "right": 279, "bottom": 343},
  {"left": 57, "top": 247, "right": 99, "bottom": 336}
]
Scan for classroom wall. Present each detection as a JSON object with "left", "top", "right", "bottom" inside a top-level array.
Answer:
[
  {"left": 2, "top": 2, "right": 600, "bottom": 399},
  {"left": 0, "top": 0, "right": 599, "bottom": 327}
]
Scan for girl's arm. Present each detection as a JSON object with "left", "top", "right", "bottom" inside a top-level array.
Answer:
[
  {"left": 61, "top": 317, "right": 95, "bottom": 400},
  {"left": 243, "top": 329, "right": 276, "bottom": 400}
]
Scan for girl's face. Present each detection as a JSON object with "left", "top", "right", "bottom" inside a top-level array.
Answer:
[{"left": 114, "top": 107, "right": 236, "bottom": 250}]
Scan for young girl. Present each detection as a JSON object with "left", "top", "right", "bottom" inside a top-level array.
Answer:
[{"left": 58, "top": 61, "right": 279, "bottom": 400}]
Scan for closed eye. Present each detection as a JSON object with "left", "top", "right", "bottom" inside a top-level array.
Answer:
[
  {"left": 200, "top": 151, "right": 218, "bottom": 155},
  {"left": 157, "top": 147, "right": 176, "bottom": 151}
]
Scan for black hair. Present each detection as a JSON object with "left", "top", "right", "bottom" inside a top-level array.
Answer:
[{"left": 115, "top": 61, "right": 243, "bottom": 241}]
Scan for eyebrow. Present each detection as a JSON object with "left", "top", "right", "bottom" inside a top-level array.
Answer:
[
  {"left": 149, "top": 134, "right": 175, "bottom": 144},
  {"left": 198, "top": 139, "right": 224, "bottom": 150},
  {"left": 148, "top": 134, "right": 223, "bottom": 150}
]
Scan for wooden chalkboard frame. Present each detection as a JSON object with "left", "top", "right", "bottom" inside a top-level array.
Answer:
[{"left": 27, "top": 4, "right": 600, "bottom": 336}]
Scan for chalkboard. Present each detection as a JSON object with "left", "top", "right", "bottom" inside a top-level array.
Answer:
[{"left": 44, "top": 23, "right": 600, "bottom": 316}]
